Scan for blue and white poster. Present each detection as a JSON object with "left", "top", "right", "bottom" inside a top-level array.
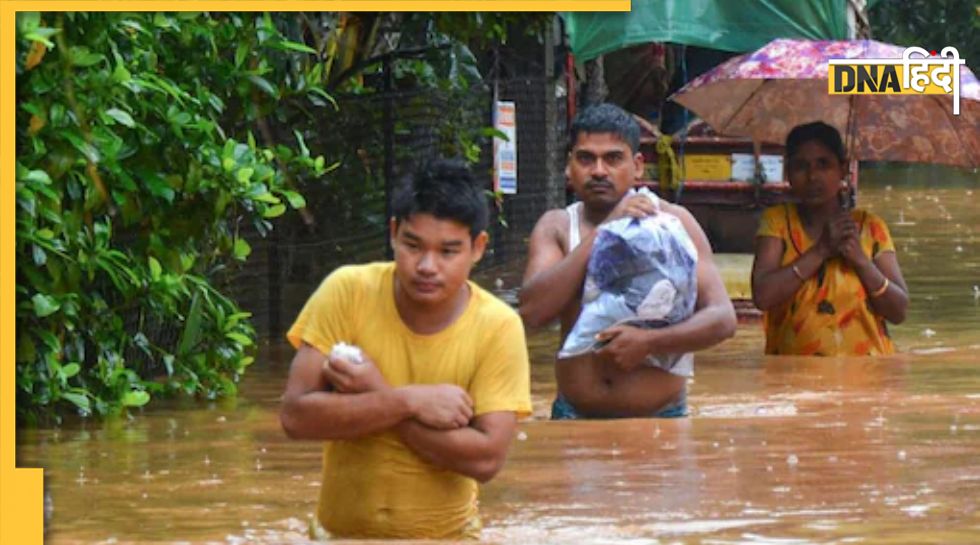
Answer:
[{"left": 493, "top": 101, "right": 517, "bottom": 195}]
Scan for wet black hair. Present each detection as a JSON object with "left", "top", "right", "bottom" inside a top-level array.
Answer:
[
  {"left": 392, "top": 158, "right": 489, "bottom": 239},
  {"left": 786, "top": 121, "right": 846, "bottom": 163},
  {"left": 569, "top": 103, "right": 641, "bottom": 153}
]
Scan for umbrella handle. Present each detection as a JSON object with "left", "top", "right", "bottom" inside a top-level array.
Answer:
[{"left": 838, "top": 179, "right": 856, "bottom": 211}]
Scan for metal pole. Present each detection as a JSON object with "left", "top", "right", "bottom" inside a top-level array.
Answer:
[{"left": 383, "top": 55, "right": 394, "bottom": 260}]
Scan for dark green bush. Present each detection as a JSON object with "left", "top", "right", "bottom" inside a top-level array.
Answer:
[{"left": 15, "top": 12, "right": 329, "bottom": 421}]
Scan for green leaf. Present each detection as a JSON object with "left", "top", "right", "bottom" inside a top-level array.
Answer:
[
  {"left": 224, "top": 311, "right": 252, "bottom": 331},
  {"left": 179, "top": 253, "right": 196, "bottom": 272},
  {"left": 31, "top": 244, "right": 48, "bottom": 267},
  {"left": 307, "top": 87, "right": 338, "bottom": 110},
  {"left": 252, "top": 192, "right": 280, "bottom": 204},
  {"left": 17, "top": 12, "right": 40, "bottom": 33},
  {"left": 20, "top": 103, "right": 43, "bottom": 120},
  {"left": 24, "top": 28, "right": 60, "bottom": 48},
  {"left": 207, "top": 93, "right": 225, "bottom": 114},
  {"left": 162, "top": 354, "right": 175, "bottom": 377},
  {"left": 105, "top": 108, "right": 135, "bottom": 128},
  {"left": 233, "top": 238, "right": 251, "bottom": 261},
  {"left": 36, "top": 329, "right": 60, "bottom": 351},
  {"left": 272, "top": 39, "right": 318, "bottom": 54},
  {"left": 262, "top": 204, "right": 286, "bottom": 218},
  {"left": 481, "top": 127, "right": 510, "bottom": 141},
  {"left": 61, "top": 363, "right": 81, "bottom": 379},
  {"left": 49, "top": 103, "right": 66, "bottom": 126},
  {"left": 69, "top": 46, "right": 105, "bottom": 67},
  {"left": 248, "top": 75, "right": 278, "bottom": 98},
  {"left": 121, "top": 390, "right": 150, "bottom": 407},
  {"left": 111, "top": 63, "right": 131, "bottom": 83},
  {"left": 280, "top": 190, "right": 306, "bottom": 209},
  {"left": 152, "top": 13, "right": 173, "bottom": 29},
  {"left": 235, "top": 41, "right": 250, "bottom": 67},
  {"left": 32, "top": 294, "right": 60, "bottom": 317},
  {"left": 148, "top": 256, "right": 162, "bottom": 280},
  {"left": 236, "top": 167, "right": 254, "bottom": 184},
  {"left": 62, "top": 392, "right": 90, "bottom": 412},
  {"left": 142, "top": 173, "right": 175, "bottom": 202},
  {"left": 21, "top": 169, "right": 51, "bottom": 185},
  {"left": 177, "top": 292, "right": 203, "bottom": 355},
  {"left": 62, "top": 132, "right": 101, "bottom": 164},
  {"left": 274, "top": 145, "right": 293, "bottom": 161},
  {"left": 252, "top": 164, "right": 274, "bottom": 182},
  {"left": 225, "top": 332, "right": 254, "bottom": 347},
  {"left": 137, "top": 74, "right": 187, "bottom": 104},
  {"left": 32, "top": 244, "right": 46, "bottom": 266},
  {"left": 308, "top": 61, "right": 323, "bottom": 84},
  {"left": 17, "top": 192, "right": 36, "bottom": 217},
  {"left": 119, "top": 19, "right": 147, "bottom": 35},
  {"left": 293, "top": 130, "right": 310, "bottom": 157},
  {"left": 170, "top": 111, "right": 191, "bottom": 125}
]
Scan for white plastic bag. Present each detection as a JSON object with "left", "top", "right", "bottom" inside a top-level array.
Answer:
[{"left": 558, "top": 188, "right": 698, "bottom": 377}]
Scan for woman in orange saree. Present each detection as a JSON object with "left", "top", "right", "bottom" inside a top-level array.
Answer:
[{"left": 751, "top": 122, "right": 909, "bottom": 356}]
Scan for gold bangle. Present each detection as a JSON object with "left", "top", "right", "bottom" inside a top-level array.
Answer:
[
  {"left": 791, "top": 264, "right": 805, "bottom": 281},
  {"left": 870, "top": 277, "right": 890, "bottom": 298}
]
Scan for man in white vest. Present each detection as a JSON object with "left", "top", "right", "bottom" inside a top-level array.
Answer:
[{"left": 519, "top": 103, "right": 736, "bottom": 418}]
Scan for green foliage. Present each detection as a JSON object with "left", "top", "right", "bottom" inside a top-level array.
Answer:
[
  {"left": 15, "top": 11, "right": 551, "bottom": 421},
  {"left": 412, "top": 13, "right": 553, "bottom": 46},
  {"left": 869, "top": 0, "right": 979, "bottom": 71},
  {"left": 15, "top": 12, "right": 329, "bottom": 421}
]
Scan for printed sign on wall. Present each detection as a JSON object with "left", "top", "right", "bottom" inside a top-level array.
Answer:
[{"left": 493, "top": 101, "right": 517, "bottom": 195}]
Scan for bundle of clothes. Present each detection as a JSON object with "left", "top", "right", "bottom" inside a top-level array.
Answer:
[{"left": 558, "top": 188, "right": 699, "bottom": 377}]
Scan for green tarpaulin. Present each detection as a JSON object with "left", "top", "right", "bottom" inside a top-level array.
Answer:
[{"left": 565, "top": 0, "right": 848, "bottom": 61}]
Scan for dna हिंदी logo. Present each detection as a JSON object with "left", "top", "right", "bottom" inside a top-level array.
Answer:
[{"left": 828, "top": 46, "right": 966, "bottom": 115}]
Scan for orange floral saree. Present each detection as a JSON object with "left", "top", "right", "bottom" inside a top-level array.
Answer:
[{"left": 757, "top": 203, "right": 896, "bottom": 356}]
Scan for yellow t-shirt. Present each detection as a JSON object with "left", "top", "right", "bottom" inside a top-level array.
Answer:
[
  {"left": 756, "top": 204, "right": 897, "bottom": 356},
  {"left": 286, "top": 262, "right": 532, "bottom": 539}
]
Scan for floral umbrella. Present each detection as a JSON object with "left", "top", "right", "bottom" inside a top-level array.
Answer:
[{"left": 670, "top": 39, "right": 980, "bottom": 168}]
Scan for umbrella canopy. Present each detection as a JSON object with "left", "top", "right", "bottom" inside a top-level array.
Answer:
[{"left": 670, "top": 39, "right": 980, "bottom": 168}]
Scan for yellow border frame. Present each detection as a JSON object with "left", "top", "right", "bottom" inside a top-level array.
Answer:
[
  {"left": 0, "top": 2, "right": 628, "bottom": 543},
  {"left": 1, "top": 5, "right": 44, "bottom": 544},
  {"left": 3, "top": 1, "right": 630, "bottom": 11}
]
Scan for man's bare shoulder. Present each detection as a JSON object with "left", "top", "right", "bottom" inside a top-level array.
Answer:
[
  {"left": 537, "top": 207, "right": 571, "bottom": 229},
  {"left": 533, "top": 208, "right": 571, "bottom": 246},
  {"left": 658, "top": 201, "right": 713, "bottom": 253},
  {"left": 658, "top": 200, "right": 695, "bottom": 222}
]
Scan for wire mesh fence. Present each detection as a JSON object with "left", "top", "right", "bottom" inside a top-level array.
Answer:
[{"left": 227, "top": 73, "right": 567, "bottom": 340}]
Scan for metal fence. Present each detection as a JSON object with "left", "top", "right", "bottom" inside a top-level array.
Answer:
[{"left": 228, "top": 72, "right": 567, "bottom": 340}]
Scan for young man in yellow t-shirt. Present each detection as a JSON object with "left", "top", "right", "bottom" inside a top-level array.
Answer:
[{"left": 279, "top": 159, "right": 532, "bottom": 539}]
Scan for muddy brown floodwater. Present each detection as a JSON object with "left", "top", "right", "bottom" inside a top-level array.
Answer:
[{"left": 18, "top": 176, "right": 980, "bottom": 544}]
